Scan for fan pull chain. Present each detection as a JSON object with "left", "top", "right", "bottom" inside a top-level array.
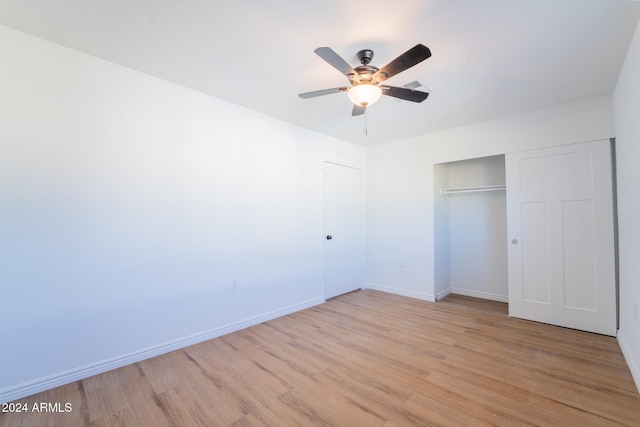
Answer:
[{"left": 364, "top": 107, "right": 368, "bottom": 136}]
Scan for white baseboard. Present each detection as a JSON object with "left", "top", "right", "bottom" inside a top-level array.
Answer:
[
  {"left": 436, "top": 287, "right": 451, "bottom": 301},
  {"left": 617, "top": 330, "right": 640, "bottom": 394},
  {"left": 450, "top": 288, "right": 508, "bottom": 303},
  {"left": 364, "top": 283, "right": 436, "bottom": 302},
  {"left": 0, "top": 297, "right": 324, "bottom": 404}
]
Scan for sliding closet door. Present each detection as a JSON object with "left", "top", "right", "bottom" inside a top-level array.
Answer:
[{"left": 506, "top": 139, "right": 616, "bottom": 336}]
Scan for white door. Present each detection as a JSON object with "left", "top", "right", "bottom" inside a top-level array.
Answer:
[
  {"left": 324, "top": 162, "right": 364, "bottom": 299},
  {"left": 506, "top": 140, "right": 617, "bottom": 336}
]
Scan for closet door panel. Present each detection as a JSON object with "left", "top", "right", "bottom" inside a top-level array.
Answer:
[
  {"left": 561, "top": 199, "right": 597, "bottom": 311},
  {"left": 506, "top": 139, "right": 616, "bottom": 336},
  {"left": 520, "top": 201, "right": 551, "bottom": 304}
]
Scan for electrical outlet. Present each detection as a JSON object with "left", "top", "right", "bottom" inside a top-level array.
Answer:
[{"left": 231, "top": 279, "right": 238, "bottom": 290}]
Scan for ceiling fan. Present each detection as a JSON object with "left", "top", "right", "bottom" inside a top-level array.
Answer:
[{"left": 299, "top": 44, "right": 431, "bottom": 116}]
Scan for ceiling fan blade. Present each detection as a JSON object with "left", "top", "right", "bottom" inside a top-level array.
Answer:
[
  {"left": 381, "top": 85, "right": 429, "bottom": 102},
  {"left": 352, "top": 105, "right": 366, "bottom": 116},
  {"left": 374, "top": 44, "right": 431, "bottom": 83},
  {"left": 298, "top": 87, "right": 349, "bottom": 99},
  {"left": 314, "top": 47, "right": 360, "bottom": 79},
  {"left": 403, "top": 80, "right": 423, "bottom": 89}
]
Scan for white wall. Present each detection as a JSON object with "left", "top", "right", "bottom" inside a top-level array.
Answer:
[
  {"left": 613, "top": 16, "right": 640, "bottom": 392},
  {"left": 366, "top": 95, "right": 614, "bottom": 301},
  {"left": 0, "top": 25, "right": 365, "bottom": 402},
  {"left": 432, "top": 163, "right": 450, "bottom": 300}
]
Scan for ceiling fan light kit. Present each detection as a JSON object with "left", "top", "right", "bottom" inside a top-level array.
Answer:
[
  {"left": 348, "top": 83, "right": 382, "bottom": 107},
  {"left": 299, "top": 44, "right": 432, "bottom": 118}
]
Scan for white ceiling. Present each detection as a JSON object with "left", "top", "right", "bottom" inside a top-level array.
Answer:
[{"left": 1, "top": 0, "right": 639, "bottom": 146}]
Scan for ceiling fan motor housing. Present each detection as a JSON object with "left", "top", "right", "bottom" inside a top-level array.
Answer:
[
  {"left": 353, "top": 50, "right": 384, "bottom": 84},
  {"left": 353, "top": 65, "right": 379, "bottom": 83}
]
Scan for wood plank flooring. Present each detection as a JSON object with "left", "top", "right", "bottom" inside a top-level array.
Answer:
[{"left": 2, "top": 290, "right": 639, "bottom": 426}]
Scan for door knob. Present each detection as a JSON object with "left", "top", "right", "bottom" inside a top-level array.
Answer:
[{"left": 326, "top": 235, "right": 333, "bottom": 240}]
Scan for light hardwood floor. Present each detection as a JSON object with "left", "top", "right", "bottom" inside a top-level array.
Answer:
[{"left": 2, "top": 290, "right": 639, "bottom": 426}]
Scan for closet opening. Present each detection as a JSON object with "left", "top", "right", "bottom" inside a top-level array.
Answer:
[{"left": 434, "top": 155, "right": 508, "bottom": 303}]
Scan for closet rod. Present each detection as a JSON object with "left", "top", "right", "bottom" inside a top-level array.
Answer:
[{"left": 440, "top": 185, "right": 506, "bottom": 195}]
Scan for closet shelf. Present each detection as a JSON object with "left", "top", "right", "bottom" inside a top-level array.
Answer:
[{"left": 440, "top": 185, "right": 506, "bottom": 195}]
